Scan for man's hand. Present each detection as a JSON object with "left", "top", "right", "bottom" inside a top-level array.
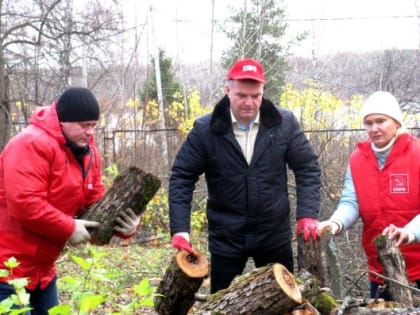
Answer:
[
  {"left": 171, "top": 232, "right": 195, "bottom": 254},
  {"left": 114, "top": 208, "right": 140, "bottom": 236},
  {"left": 68, "top": 219, "right": 100, "bottom": 245},
  {"left": 295, "top": 218, "right": 319, "bottom": 241},
  {"left": 382, "top": 223, "right": 415, "bottom": 247}
]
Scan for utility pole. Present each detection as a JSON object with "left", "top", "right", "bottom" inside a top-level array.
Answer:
[{"left": 150, "top": 5, "right": 169, "bottom": 173}]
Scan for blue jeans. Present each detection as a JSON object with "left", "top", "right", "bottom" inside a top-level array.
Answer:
[{"left": 0, "top": 277, "right": 58, "bottom": 315}]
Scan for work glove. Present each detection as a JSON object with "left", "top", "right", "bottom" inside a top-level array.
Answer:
[
  {"left": 171, "top": 232, "right": 195, "bottom": 254},
  {"left": 382, "top": 223, "right": 416, "bottom": 247},
  {"left": 317, "top": 220, "right": 342, "bottom": 237},
  {"left": 68, "top": 219, "right": 100, "bottom": 245},
  {"left": 295, "top": 218, "right": 319, "bottom": 241},
  {"left": 114, "top": 208, "right": 141, "bottom": 236}
]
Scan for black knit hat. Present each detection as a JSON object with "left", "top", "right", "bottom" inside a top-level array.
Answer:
[{"left": 57, "top": 87, "right": 100, "bottom": 122}]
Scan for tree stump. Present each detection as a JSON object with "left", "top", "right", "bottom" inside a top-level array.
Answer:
[
  {"left": 297, "top": 234, "right": 325, "bottom": 286},
  {"left": 154, "top": 249, "right": 209, "bottom": 315},
  {"left": 80, "top": 166, "right": 161, "bottom": 245},
  {"left": 374, "top": 235, "right": 413, "bottom": 306},
  {"left": 196, "top": 263, "right": 302, "bottom": 315}
]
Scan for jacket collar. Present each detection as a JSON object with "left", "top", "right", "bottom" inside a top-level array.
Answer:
[{"left": 210, "top": 95, "right": 282, "bottom": 133}]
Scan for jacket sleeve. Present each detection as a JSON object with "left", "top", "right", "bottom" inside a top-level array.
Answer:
[
  {"left": 284, "top": 111, "right": 321, "bottom": 219},
  {"left": 405, "top": 215, "right": 420, "bottom": 243},
  {"left": 169, "top": 118, "right": 207, "bottom": 235},
  {"left": 3, "top": 135, "right": 74, "bottom": 243},
  {"left": 330, "top": 165, "right": 360, "bottom": 230}
]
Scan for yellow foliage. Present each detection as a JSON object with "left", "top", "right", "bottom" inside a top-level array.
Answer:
[
  {"left": 125, "top": 98, "right": 140, "bottom": 109},
  {"left": 15, "top": 101, "right": 29, "bottom": 109},
  {"left": 176, "top": 88, "right": 212, "bottom": 135},
  {"left": 280, "top": 80, "right": 364, "bottom": 131}
]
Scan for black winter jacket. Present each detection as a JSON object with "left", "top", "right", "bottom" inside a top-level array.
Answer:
[{"left": 169, "top": 96, "right": 320, "bottom": 257}]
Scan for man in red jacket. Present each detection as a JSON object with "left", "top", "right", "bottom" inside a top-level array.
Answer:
[{"left": 0, "top": 87, "right": 140, "bottom": 314}]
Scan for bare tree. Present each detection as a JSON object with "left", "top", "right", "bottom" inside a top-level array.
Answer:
[{"left": 0, "top": 0, "right": 122, "bottom": 151}]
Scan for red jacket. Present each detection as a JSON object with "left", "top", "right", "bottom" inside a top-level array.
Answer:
[
  {"left": 0, "top": 103, "right": 105, "bottom": 290},
  {"left": 350, "top": 133, "right": 420, "bottom": 283}
]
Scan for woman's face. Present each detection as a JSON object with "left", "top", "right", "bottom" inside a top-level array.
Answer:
[{"left": 363, "top": 114, "right": 400, "bottom": 148}]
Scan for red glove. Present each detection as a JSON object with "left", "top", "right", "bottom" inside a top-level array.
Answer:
[
  {"left": 171, "top": 234, "right": 195, "bottom": 254},
  {"left": 295, "top": 218, "right": 319, "bottom": 241}
]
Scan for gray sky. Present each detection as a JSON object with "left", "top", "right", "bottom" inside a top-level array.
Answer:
[{"left": 121, "top": 0, "right": 420, "bottom": 63}]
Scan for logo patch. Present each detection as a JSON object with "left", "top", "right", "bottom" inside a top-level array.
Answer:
[
  {"left": 242, "top": 65, "right": 257, "bottom": 72},
  {"left": 389, "top": 174, "right": 409, "bottom": 193}
]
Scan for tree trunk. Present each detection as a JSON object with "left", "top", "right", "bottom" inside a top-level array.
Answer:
[
  {"left": 80, "top": 167, "right": 161, "bottom": 245},
  {"left": 374, "top": 235, "right": 413, "bottom": 306},
  {"left": 196, "top": 263, "right": 302, "bottom": 315},
  {"left": 0, "top": 34, "right": 10, "bottom": 152},
  {"left": 154, "top": 250, "right": 209, "bottom": 315},
  {"left": 297, "top": 234, "right": 325, "bottom": 286}
]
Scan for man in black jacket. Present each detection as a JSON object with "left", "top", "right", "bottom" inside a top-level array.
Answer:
[{"left": 169, "top": 58, "right": 321, "bottom": 293}]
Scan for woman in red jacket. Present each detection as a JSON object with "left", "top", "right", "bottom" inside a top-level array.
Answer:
[
  {"left": 317, "top": 91, "right": 420, "bottom": 300},
  {"left": 0, "top": 87, "right": 140, "bottom": 314}
]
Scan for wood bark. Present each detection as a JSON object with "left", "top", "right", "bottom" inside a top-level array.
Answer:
[
  {"left": 80, "top": 167, "right": 161, "bottom": 245},
  {"left": 196, "top": 263, "right": 302, "bottom": 315},
  {"left": 297, "top": 234, "right": 325, "bottom": 287},
  {"left": 154, "top": 250, "right": 209, "bottom": 315},
  {"left": 374, "top": 235, "right": 413, "bottom": 306},
  {"left": 296, "top": 269, "right": 337, "bottom": 315},
  {"left": 323, "top": 234, "right": 344, "bottom": 298},
  {"left": 343, "top": 307, "right": 420, "bottom": 314}
]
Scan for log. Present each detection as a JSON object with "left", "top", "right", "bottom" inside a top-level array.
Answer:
[
  {"left": 324, "top": 233, "right": 344, "bottom": 297},
  {"left": 374, "top": 235, "right": 413, "bottom": 306},
  {"left": 342, "top": 306, "right": 420, "bottom": 314},
  {"left": 297, "top": 234, "right": 325, "bottom": 286},
  {"left": 296, "top": 269, "right": 338, "bottom": 315},
  {"left": 334, "top": 296, "right": 420, "bottom": 314},
  {"left": 196, "top": 263, "right": 302, "bottom": 315},
  {"left": 154, "top": 250, "right": 209, "bottom": 315},
  {"left": 80, "top": 166, "right": 161, "bottom": 245},
  {"left": 287, "top": 302, "right": 321, "bottom": 315}
]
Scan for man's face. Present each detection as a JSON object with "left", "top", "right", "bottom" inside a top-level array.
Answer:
[
  {"left": 60, "top": 121, "right": 97, "bottom": 147},
  {"left": 226, "top": 80, "right": 264, "bottom": 125}
]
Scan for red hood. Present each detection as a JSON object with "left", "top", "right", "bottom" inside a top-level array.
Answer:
[{"left": 29, "top": 102, "right": 66, "bottom": 145}]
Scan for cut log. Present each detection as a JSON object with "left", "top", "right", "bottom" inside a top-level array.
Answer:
[
  {"left": 80, "top": 166, "right": 161, "bottom": 245},
  {"left": 374, "top": 235, "right": 413, "bottom": 306},
  {"left": 196, "top": 263, "right": 302, "bottom": 315},
  {"left": 154, "top": 249, "right": 209, "bottom": 315},
  {"left": 297, "top": 234, "right": 325, "bottom": 286}
]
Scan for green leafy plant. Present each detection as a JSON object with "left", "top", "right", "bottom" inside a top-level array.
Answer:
[
  {"left": 0, "top": 257, "right": 32, "bottom": 314},
  {"left": 56, "top": 245, "right": 156, "bottom": 314}
]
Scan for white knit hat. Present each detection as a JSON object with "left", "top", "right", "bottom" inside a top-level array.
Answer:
[{"left": 361, "top": 91, "right": 403, "bottom": 126}]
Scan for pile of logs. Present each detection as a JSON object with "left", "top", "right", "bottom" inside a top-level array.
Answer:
[{"left": 154, "top": 234, "right": 420, "bottom": 315}]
